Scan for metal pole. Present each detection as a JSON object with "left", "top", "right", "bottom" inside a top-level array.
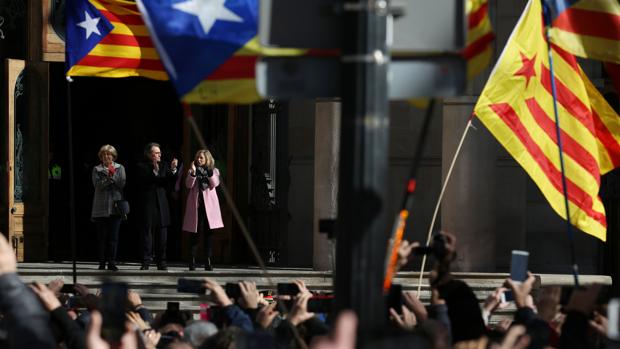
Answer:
[
  {"left": 335, "top": 0, "right": 390, "bottom": 341},
  {"left": 66, "top": 77, "right": 77, "bottom": 284},
  {"left": 542, "top": 0, "right": 580, "bottom": 287}
]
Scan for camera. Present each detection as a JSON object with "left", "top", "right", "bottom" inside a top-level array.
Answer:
[
  {"left": 225, "top": 283, "right": 242, "bottom": 299},
  {"left": 414, "top": 234, "right": 447, "bottom": 259}
]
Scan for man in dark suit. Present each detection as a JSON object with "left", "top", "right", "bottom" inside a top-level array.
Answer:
[{"left": 136, "top": 142, "right": 178, "bottom": 270}]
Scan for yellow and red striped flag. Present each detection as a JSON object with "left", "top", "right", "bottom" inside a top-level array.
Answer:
[
  {"left": 474, "top": 0, "right": 620, "bottom": 241},
  {"left": 547, "top": 0, "right": 620, "bottom": 65},
  {"left": 66, "top": 0, "right": 167, "bottom": 80},
  {"left": 463, "top": 0, "right": 495, "bottom": 80}
]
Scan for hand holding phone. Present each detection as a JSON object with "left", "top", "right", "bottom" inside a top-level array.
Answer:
[{"left": 100, "top": 282, "right": 128, "bottom": 344}]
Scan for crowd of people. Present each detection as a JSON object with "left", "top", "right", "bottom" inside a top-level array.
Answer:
[
  {"left": 91, "top": 143, "right": 222, "bottom": 272},
  {"left": 1, "top": 226, "right": 619, "bottom": 348}
]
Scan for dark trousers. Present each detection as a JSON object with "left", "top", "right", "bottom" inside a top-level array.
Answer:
[
  {"left": 190, "top": 194, "right": 213, "bottom": 261},
  {"left": 95, "top": 216, "right": 121, "bottom": 264},
  {"left": 141, "top": 223, "right": 167, "bottom": 264}
]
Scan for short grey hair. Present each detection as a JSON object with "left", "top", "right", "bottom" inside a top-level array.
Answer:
[
  {"left": 184, "top": 321, "right": 218, "bottom": 348},
  {"left": 98, "top": 144, "right": 118, "bottom": 161}
]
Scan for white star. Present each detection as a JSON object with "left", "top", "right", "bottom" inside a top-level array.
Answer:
[
  {"left": 76, "top": 11, "right": 101, "bottom": 39},
  {"left": 173, "top": 0, "right": 243, "bottom": 35}
]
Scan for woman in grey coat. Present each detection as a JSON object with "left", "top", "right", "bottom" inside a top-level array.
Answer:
[{"left": 91, "top": 144, "right": 126, "bottom": 271}]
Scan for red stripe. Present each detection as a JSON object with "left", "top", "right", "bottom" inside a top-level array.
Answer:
[
  {"left": 99, "top": 34, "right": 155, "bottom": 47},
  {"left": 592, "top": 108, "right": 620, "bottom": 168},
  {"left": 525, "top": 98, "right": 600, "bottom": 184},
  {"left": 462, "top": 32, "right": 495, "bottom": 60},
  {"left": 550, "top": 43, "right": 579, "bottom": 73},
  {"left": 468, "top": 2, "right": 488, "bottom": 29},
  {"left": 207, "top": 55, "right": 257, "bottom": 80},
  {"left": 98, "top": 0, "right": 139, "bottom": 12},
  {"left": 540, "top": 65, "right": 596, "bottom": 136},
  {"left": 553, "top": 8, "right": 620, "bottom": 41},
  {"left": 78, "top": 55, "right": 165, "bottom": 71},
  {"left": 99, "top": 9, "right": 144, "bottom": 25},
  {"left": 490, "top": 102, "right": 606, "bottom": 227}
]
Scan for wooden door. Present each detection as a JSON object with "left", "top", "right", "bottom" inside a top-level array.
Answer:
[{"left": 3, "top": 59, "right": 25, "bottom": 260}]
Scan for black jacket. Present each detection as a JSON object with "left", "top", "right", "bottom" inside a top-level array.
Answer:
[
  {"left": 0, "top": 273, "right": 56, "bottom": 349},
  {"left": 136, "top": 161, "right": 177, "bottom": 227}
]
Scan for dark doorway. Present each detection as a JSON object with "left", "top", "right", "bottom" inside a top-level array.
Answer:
[{"left": 49, "top": 63, "right": 183, "bottom": 263}]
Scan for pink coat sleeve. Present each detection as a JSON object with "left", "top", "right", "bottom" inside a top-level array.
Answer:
[
  {"left": 208, "top": 168, "right": 220, "bottom": 189},
  {"left": 185, "top": 171, "right": 197, "bottom": 189}
]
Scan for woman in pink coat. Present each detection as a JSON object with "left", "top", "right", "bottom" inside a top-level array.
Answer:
[{"left": 182, "top": 149, "right": 223, "bottom": 270}]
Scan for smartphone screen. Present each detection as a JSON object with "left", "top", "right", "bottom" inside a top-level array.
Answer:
[
  {"left": 277, "top": 283, "right": 300, "bottom": 296},
  {"left": 386, "top": 284, "right": 403, "bottom": 314},
  {"left": 100, "top": 282, "right": 128, "bottom": 344},
  {"left": 510, "top": 250, "right": 529, "bottom": 283},
  {"left": 609, "top": 298, "right": 620, "bottom": 340},
  {"left": 177, "top": 278, "right": 206, "bottom": 294}
]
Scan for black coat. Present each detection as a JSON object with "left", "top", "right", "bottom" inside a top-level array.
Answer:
[{"left": 136, "top": 161, "right": 177, "bottom": 227}]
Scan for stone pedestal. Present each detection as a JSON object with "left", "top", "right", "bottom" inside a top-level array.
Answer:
[
  {"left": 441, "top": 97, "right": 497, "bottom": 272},
  {"left": 313, "top": 100, "right": 340, "bottom": 270}
]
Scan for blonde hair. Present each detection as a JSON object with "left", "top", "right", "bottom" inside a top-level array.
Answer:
[
  {"left": 98, "top": 144, "right": 118, "bottom": 161},
  {"left": 195, "top": 149, "right": 215, "bottom": 169}
]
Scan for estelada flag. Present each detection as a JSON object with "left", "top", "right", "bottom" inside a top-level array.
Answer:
[
  {"left": 546, "top": 0, "right": 620, "bottom": 64},
  {"left": 463, "top": 0, "right": 495, "bottom": 80},
  {"left": 136, "top": 0, "right": 299, "bottom": 104},
  {"left": 65, "top": 0, "right": 168, "bottom": 80},
  {"left": 474, "top": 0, "right": 620, "bottom": 241}
]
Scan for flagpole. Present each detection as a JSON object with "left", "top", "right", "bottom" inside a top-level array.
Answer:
[
  {"left": 384, "top": 99, "right": 435, "bottom": 292},
  {"left": 416, "top": 114, "right": 475, "bottom": 295},
  {"left": 66, "top": 76, "right": 77, "bottom": 285},
  {"left": 541, "top": 0, "right": 580, "bottom": 287}
]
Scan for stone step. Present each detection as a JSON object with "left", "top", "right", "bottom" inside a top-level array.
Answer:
[{"left": 17, "top": 262, "right": 612, "bottom": 324}]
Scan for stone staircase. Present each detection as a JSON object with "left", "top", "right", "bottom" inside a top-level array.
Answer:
[{"left": 17, "top": 262, "right": 612, "bottom": 324}]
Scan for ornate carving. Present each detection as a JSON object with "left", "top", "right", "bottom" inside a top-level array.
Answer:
[{"left": 13, "top": 70, "right": 24, "bottom": 202}]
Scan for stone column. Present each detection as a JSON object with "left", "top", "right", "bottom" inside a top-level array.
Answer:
[
  {"left": 313, "top": 100, "right": 340, "bottom": 270},
  {"left": 441, "top": 97, "right": 497, "bottom": 272}
]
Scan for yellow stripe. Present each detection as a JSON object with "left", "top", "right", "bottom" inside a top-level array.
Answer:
[
  {"left": 466, "top": 46, "right": 492, "bottom": 79},
  {"left": 550, "top": 28, "right": 620, "bottom": 64},
  {"left": 582, "top": 69, "right": 620, "bottom": 173},
  {"left": 91, "top": 0, "right": 140, "bottom": 15},
  {"left": 236, "top": 37, "right": 306, "bottom": 56},
  {"left": 573, "top": 0, "right": 620, "bottom": 16},
  {"left": 67, "top": 65, "right": 168, "bottom": 80},
  {"left": 109, "top": 23, "right": 150, "bottom": 36},
  {"left": 89, "top": 44, "right": 160, "bottom": 59},
  {"left": 467, "top": 0, "right": 487, "bottom": 14},
  {"left": 183, "top": 78, "right": 262, "bottom": 104},
  {"left": 467, "top": 20, "right": 493, "bottom": 45}
]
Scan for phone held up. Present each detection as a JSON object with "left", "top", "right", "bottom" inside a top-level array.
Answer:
[
  {"left": 501, "top": 250, "right": 529, "bottom": 303},
  {"left": 100, "top": 282, "right": 128, "bottom": 344}
]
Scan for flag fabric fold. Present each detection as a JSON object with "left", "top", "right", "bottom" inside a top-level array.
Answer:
[
  {"left": 137, "top": 0, "right": 260, "bottom": 104},
  {"left": 65, "top": 0, "right": 168, "bottom": 80},
  {"left": 463, "top": 0, "right": 495, "bottom": 80},
  {"left": 474, "top": 0, "right": 620, "bottom": 241},
  {"left": 546, "top": 0, "right": 620, "bottom": 64}
]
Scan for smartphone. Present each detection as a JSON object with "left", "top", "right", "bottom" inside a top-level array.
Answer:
[
  {"left": 100, "top": 282, "right": 128, "bottom": 344},
  {"left": 510, "top": 250, "right": 529, "bottom": 283},
  {"left": 277, "top": 283, "right": 301, "bottom": 296},
  {"left": 60, "top": 284, "right": 75, "bottom": 294},
  {"left": 177, "top": 278, "right": 206, "bottom": 294},
  {"left": 386, "top": 284, "right": 403, "bottom": 314},
  {"left": 307, "top": 295, "right": 334, "bottom": 313},
  {"left": 608, "top": 298, "right": 620, "bottom": 340},
  {"left": 225, "top": 283, "right": 242, "bottom": 299},
  {"left": 167, "top": 301, "right": 180, "bottom": 312}
]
